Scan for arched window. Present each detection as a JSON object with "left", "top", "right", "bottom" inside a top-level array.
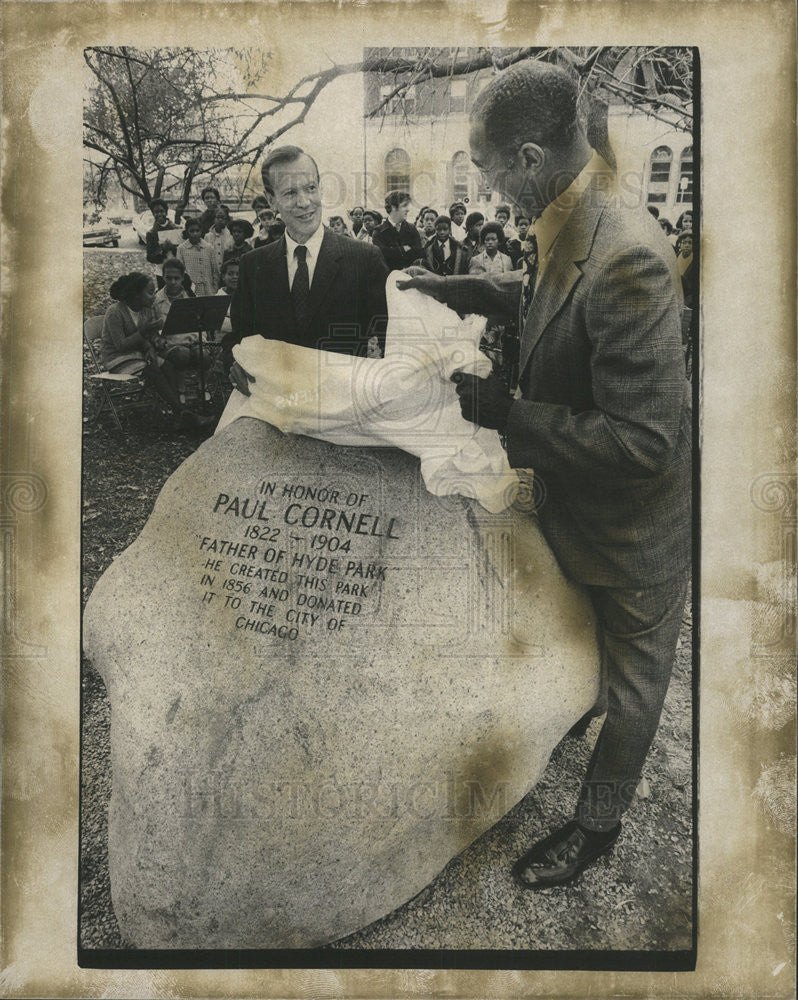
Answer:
[
  {"left": 450, "top": 79, "right": 468, "bottom": 114},
  {"left": 647, "top": 146, "right": 672, "bottom": 204},
  {"left": 451, "top": 151, "right": 470, "bottom": 202},
  {"left": 385, "top": 148, "right": 411, "bottom": 195},
  {"left": 676, "top": 146, "right": 693, "bottom": 203}
]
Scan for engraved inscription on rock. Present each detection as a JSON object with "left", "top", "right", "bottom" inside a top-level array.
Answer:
[
  {"left": 197, "top": 478, "right": 398, "bottom": 642},
  {"left": 84, "top": 417, "right": 599, "bottom": 949}
]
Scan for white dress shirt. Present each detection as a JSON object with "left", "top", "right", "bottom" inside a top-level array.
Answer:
[
  {"left": 285, "top": 224, "right": 325, "bottom": 289},
  {"left": 433, "top": 237, "right": 455, "bottom": 262}
]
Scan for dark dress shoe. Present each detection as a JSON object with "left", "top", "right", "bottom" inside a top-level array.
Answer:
[{"left": 513, "top": 820, "right": 621, "bottom": 889}]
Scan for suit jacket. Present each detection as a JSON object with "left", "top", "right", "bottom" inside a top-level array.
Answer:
[
  {"left": 372, "top": 219, "right": 424, "bottom": 270},
  {"left": 424, "top": 236, "right": 461, "bottom": 276},
  {"left": 225, "top": 227, "right": 389, "bottom": 366},
  {"left": 443, "top": 177, "right": 692, "bottom": 589}
]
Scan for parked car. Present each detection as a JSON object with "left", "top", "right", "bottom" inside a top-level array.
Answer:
[{"left": 83, "top": 222, "right": 121, "bottom": 248}]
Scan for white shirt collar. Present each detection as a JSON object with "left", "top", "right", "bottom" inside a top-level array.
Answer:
[
  {"left": 533, "top": 152, "right": 611, "bottom": 260},
  {"left": 285, "top": 223, "right": 324, "bottom": 263}
]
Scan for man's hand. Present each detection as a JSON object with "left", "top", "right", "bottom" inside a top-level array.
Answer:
[
  {"left": 451, "top": 372, "right": 514, "bottom": 432},
  {"left": 395, "top": 266, "right": 447, "bottom": 302},
  {"left": 229, "top": 360, "right": 255, "bottom": 397}
]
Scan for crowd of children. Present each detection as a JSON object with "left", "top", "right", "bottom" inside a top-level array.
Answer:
[{"left": 96, "top": 184, "right": 695, "bottom": 431}]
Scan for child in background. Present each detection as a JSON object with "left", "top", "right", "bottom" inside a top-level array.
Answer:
[
  {"left": 349, "top": 206, "right": 365, "bottom": 235},
  {"left": 357, "top": 210, "right": 381, "bottom": 244},
  {"left": 448, "top": 202, "right": 467, "bottom": 241},
  {"left": 152, "top": 258, "right": 210, "bottom": 403},
  {"left": 494, "top": 203, "right": 518, "bottom": 241},
  {"left": 197, "top": 186, "right": 222, "bottom": 235},
  {"left": 328, "top": 216, "right": 351, "bottom": 236},
  {"left": 145, "top": 198, "right": 180, "bottom": 264},
  {"left": 267, "top": 219, "right": 286, "bottom": 242},
  {"left": 418, "top": 208, "right": 438, "bottom": 243},
  {"left": 177, "top": 218, "right": 219, "bottom": 296},
  {"left": 423, "top": 215, "right": 460, "bottom": 276},
  {"left": 468, "top": 222, "right": 513, "bottom": 275},
  {"left": 253, "top": 207, "right": 276, "bottom": 247},
  {"left": 223, "top": 219, "right": 255, "bottom": 264},
  {"left": 454, "top": 211, "right": 483, "bottom": 274},
  {"left": 214, "top": 259, "right": 239, "bottom": 343},
  {"left": 205, "top": 205, "right": 234, "bottom": 274}
]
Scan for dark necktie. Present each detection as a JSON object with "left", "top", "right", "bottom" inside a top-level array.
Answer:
[
  {"left": 520, "top": 231, "right": 539, "bottom": 326},
  {"left": 292, "top": 244, "right": 311, "bottom": 336}
]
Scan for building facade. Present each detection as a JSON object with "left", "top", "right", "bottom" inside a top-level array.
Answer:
[{"left": 362, "top": 48, "right": 693, "bottom": 224}]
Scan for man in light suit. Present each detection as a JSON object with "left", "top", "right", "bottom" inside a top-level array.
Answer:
[
  {"left": 224, "top": 146, "right": 388, "bottom": 388},
  {"left": 399, "top": 60, "right": 691, "bottom": 888}
]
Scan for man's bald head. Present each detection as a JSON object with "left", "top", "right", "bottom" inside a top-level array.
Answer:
[{"left": 470, "top": 60, "right": 580, "bottom": 159}]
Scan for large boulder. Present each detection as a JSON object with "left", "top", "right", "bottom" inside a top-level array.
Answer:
[{"left": 83, "top": 417, "right": 599, "bottom": 949}]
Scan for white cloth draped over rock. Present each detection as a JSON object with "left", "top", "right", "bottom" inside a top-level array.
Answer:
[{"left": 216, "top": 272, "right": 522, "bottom": 513}]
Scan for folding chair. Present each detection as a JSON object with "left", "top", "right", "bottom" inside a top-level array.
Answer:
[{"left": 83, "top": 315, "right": 154, "bottom": 431}]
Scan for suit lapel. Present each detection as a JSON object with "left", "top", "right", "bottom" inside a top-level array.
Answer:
[
  {"left": 257, "top": 237, "right": 289, "bottom": 296},
  {"left": 517, "top": 177, "right": 609, "bottom": 378},
  {"left": 256, "top": 237, "right": 295, "bottom": 334},
  {"left": 308, "top": 229, "right": 342, "bottom": 322}
]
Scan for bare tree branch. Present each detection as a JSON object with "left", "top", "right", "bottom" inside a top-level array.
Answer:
[{"left": 83, "top": 46, "right": 692, "bottom": 207}]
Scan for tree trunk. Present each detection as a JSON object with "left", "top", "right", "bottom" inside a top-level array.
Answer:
[{"left": 153, "top": 166, "right": 166, "bottom": 199}]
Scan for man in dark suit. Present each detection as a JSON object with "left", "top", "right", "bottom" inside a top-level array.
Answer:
[
  {"left": 372, "top": 190, "right": 424, "bottom": 270},
  {"left": 224, "top": 146, "right": 388, "bottom": 388},
  {"left": 399, "top": 60, "right": 691, "bottom": 888}
]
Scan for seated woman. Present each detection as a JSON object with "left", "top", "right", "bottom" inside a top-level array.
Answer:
[
  {"left": 468, "top": 222, "right": 513, "bottom": 275},
  {"left": 152, "top": 258, "right": 212, "bottom": 403},
  {"left": 99, "top": 271, "right": 209, "bottom": 429}
]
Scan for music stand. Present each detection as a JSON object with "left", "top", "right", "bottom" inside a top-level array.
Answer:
[{"left": 161, "top": 296, "right": 232, "bottom": 407}]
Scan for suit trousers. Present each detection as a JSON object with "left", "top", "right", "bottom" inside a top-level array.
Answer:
[{"left": 575, "top": 572, "right": 690, "bottom": 832}]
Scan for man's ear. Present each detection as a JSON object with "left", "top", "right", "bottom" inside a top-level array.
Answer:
[{"left": 518, "top": 142, "right": 546, "bottom": 172}]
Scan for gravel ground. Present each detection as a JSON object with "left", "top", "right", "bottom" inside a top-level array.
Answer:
[{"left": 80, "top": 247, "right": 694, "bottom": 955}]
